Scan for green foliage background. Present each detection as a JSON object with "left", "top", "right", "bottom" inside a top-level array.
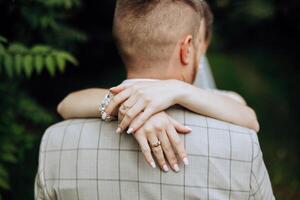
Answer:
[{"left": 0, "top": 0, "right": 299, "bottom": 199}]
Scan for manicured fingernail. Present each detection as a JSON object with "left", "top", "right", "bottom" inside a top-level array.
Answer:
[
  {"left": 150, "top": 162, "right": 156, "bottom": 169},
  {"left": 163, "top": 165, "right": 169, "bottom": 172},
  {"left": 109, "top": 87, "right": 116, "bottom": 91},
  {"left": 101, "top": 112, "right": 107, "bottom": 120},
  {"left": 183, "top": 157, "right": 189, "bottom": 166},
  {"left": 185, "top": 126, "right": 193, "bottom": 132},
  {"left": 173, "top": 164, "right": 180, "bottom": 172},
  {"left": 116, "top": 127, "right": 121, "bottom": 134},
  {"left": 127, "top": 128, "right": 134, "bottom": 134}
]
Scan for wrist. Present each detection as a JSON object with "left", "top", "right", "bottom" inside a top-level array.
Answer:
[{"left": 170, "top": 80, "right": 190, "bottom": 105}]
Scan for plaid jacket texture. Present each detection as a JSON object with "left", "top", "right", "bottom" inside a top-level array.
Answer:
[{"left": 35, "top": 108, "right": 275, "bottom": 200}]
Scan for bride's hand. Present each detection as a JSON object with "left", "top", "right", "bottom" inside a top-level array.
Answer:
[
  {"left": 105, "top": 80, "right": 185, "bottom": 134},
  {"left": 132, "top": 111, "right": 191, "bottom": 172}
]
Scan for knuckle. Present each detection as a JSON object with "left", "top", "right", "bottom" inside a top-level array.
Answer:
[
  {"left": 152, "top": 146, "right": 162, "bottom": 154},
  {"left": 144, "top": 97, "right": 151, "bottom": 103},
  {"left": 143, "top": 126, "right": 153, "bottom": 134},
  {"left": 113, "top": 95, "right": 121, "bottom": 103},
  {"left": 153, "top": 123, "right": 163, "bottom": 131},
  {"left": 163, "top": 144, "right": 172, "bottom": 152},
  {"left": 178, "top": 148, "right": 187, "bottom": 156},
  {"left": 169, "top": 156, "right": 177, "bottom": 164}
]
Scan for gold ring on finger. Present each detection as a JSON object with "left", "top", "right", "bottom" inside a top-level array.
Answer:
[{"left": 150, "top": 141, "right": 161, "bottom": 148}]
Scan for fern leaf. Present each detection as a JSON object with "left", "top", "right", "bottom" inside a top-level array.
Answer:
[
  {"left": 8, "top": 43, "right": 27, "bottom": 53},
  {"left": 35, "top": 55, "right": 44, "bottom": 74},
  {"left": 15, "top": 54, "right": 23, "bottom": 75},
  {"left": 24, "top": 55, "right": 33, "bottom": 78},
  {"left": 59, "top": 52, "right": 78, "bottom": 66},
  {"left": 45, "top": 55, "right": 56, "bottom": 76},
  {"left": 56, "top": 53, "right": 66, "bottom": 73},
  {"left": 31, "top": 45, "right": 50, "bottom": 53}
]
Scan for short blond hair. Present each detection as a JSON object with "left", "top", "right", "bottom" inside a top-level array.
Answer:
[{"left": 113, "top": 0, "right": 205, "bottom": 68}]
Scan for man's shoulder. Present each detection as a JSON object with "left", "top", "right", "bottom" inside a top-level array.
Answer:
[
  {"left": 167, "top": 107, "right": 254, "bottom": 133},
  {"left": 167, "top": 107, "right": 260, "bottom": 161},
  {"left": 40, "top": 118, "right": 104, "bottom": 151}
]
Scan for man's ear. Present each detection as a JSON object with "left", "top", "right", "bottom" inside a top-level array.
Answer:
[{"left": 180, "top": 35, "right": 193, "bottom": 65}]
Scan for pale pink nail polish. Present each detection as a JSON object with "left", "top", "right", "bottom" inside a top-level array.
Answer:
[
  {"left": 173, "top": 164, "right": 180, "bottom": 172},
  {"left": 163, "top": 165, "right": 169, "bottom": 172},
  {"left": 150, "top": 162, "right": 156, "bottom": 169},
  {"left": 116, "top": 128, "right": 121, "bottom": 134},
  {"left": 127, "top": 128, "right": 134, "bottom": 134},
  {"left": 183, "top": 157, "right": 189, "bottom": 165},
  {"left": 185, "top": 126, "right": 193, "bottom": 132}
]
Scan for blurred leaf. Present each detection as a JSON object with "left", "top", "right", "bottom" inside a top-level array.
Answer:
[
  {"left": 0, "top": 165, "right": 8, "bottom": 180},
  {"left": 56, "top": 53, "right": 66, "bottom": 72},
  {"left": 0, "top": 44, "right": 5, "bottom": 54},
  {"left": 15, "top": 54, "right": 23, "bottom": 75},
  {"left": 0, "top": 178, "right": 10, "bottom": 190},
  {"left": 45, "top": 55, "right": 56, "bottom": 76},
  {"left": 245, "top": 0, "right": 274, "bottom": 19},
  {"left": 8, "top": 43, "right": 27, "bottom": 53},
  {"left": 31, "top": 45, "right": 50, "bottom": 53},
  {"left": 59, "top": 52, "right": 78, "bottom": 66},
  {"left": 4, "top": 54, "right": 13, "bottom": 78},
  {"left": 1, "top": 153, "right": 17, "bottom": 163},
  {"left": 23, "top": 55, "right": 33, "bottom": 78},
  {"left": 0, "top": 35, "right": 7, "bottom": 43},
  {"left": 35, "top": 55, "right": 44, "bottom": 74},
  {"left": 0, "top": 165, "right": 9, "bottom": 190}
]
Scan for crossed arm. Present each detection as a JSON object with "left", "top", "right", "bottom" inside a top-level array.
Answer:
[{"left": 57, "top": 79, "right": 259, "bottom": 172}]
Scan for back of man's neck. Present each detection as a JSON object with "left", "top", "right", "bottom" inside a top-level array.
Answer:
[{"left": 127, "top": 70, "right": 179, "bottom": 81}]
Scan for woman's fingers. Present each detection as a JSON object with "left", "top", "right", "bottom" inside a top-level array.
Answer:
[
  {"left": 147, "top": 130, "right": 169, "bottom": 172},
  {"left": 105, "top": 88, "right": 132, "bottom": 115},
  {"left": 117, "top": 94, "right": 139, "bottom": 125},
  {"left": 166, "top": 125, "right": 189, "bottom": 166},
  {"left": 158, "top": 130, "right": 179, "bottom": 172},
  {"left": 118, "top": 99, "right": 146, "bottom": 133},
  {"left": 127, "top": 107, "right": 155, "bottom": 134},
  {"left": 134, "top": 130, "right": 156, "bottom": 168},
  {"left": 169, "top": 117, "right": 192, "bottom": 134},
  {"left": 109, "top": 84, "right": 128, "bottom": 95}
]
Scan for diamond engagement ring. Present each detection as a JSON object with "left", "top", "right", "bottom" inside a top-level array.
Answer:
[
  {"left": 99, "top": 91, "right": 116, "bottom": 122},
  {"left": 122, "top": 104, "right": 131, "bottom": 110}
]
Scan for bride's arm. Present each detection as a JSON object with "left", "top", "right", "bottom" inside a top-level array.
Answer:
[
  {"left": 107, "top": 80, "right": 259, "bottom": 133},
  {"left": 57, "top": 81, "right": 259, "bottom": 131},
  {"left": 57, "top": 88, "right": 108, "bottom": 119},
  {"left": 176, "top": 83, "right": 259, "bottom": 131}
]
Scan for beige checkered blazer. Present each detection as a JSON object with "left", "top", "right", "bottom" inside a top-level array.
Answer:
[{"left": 35, "top": 108, "right": 275, "bottom": 200}]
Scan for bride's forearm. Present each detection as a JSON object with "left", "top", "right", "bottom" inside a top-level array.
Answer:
[
  {"left": 175, "top": 81, "right": 259, "bottom": 131},
  {"left": 57, "top": 88, "right": 109, "bottom": 119}
]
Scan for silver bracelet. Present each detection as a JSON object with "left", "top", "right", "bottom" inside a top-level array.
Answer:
[{"left": 99, "top": 91, "right": 116, "bottom": 122}]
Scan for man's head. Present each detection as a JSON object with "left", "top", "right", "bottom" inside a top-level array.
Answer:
[{"left": 113, "top": 0, "right": 209, "bottom": 83}]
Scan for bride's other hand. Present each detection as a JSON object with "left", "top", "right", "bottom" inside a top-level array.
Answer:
[
  {"left": 106, "top": 80, "right": 183, "bottom": 134},
  {"left": 133, "top": 111, "right": 191, "bottom": 172}
]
